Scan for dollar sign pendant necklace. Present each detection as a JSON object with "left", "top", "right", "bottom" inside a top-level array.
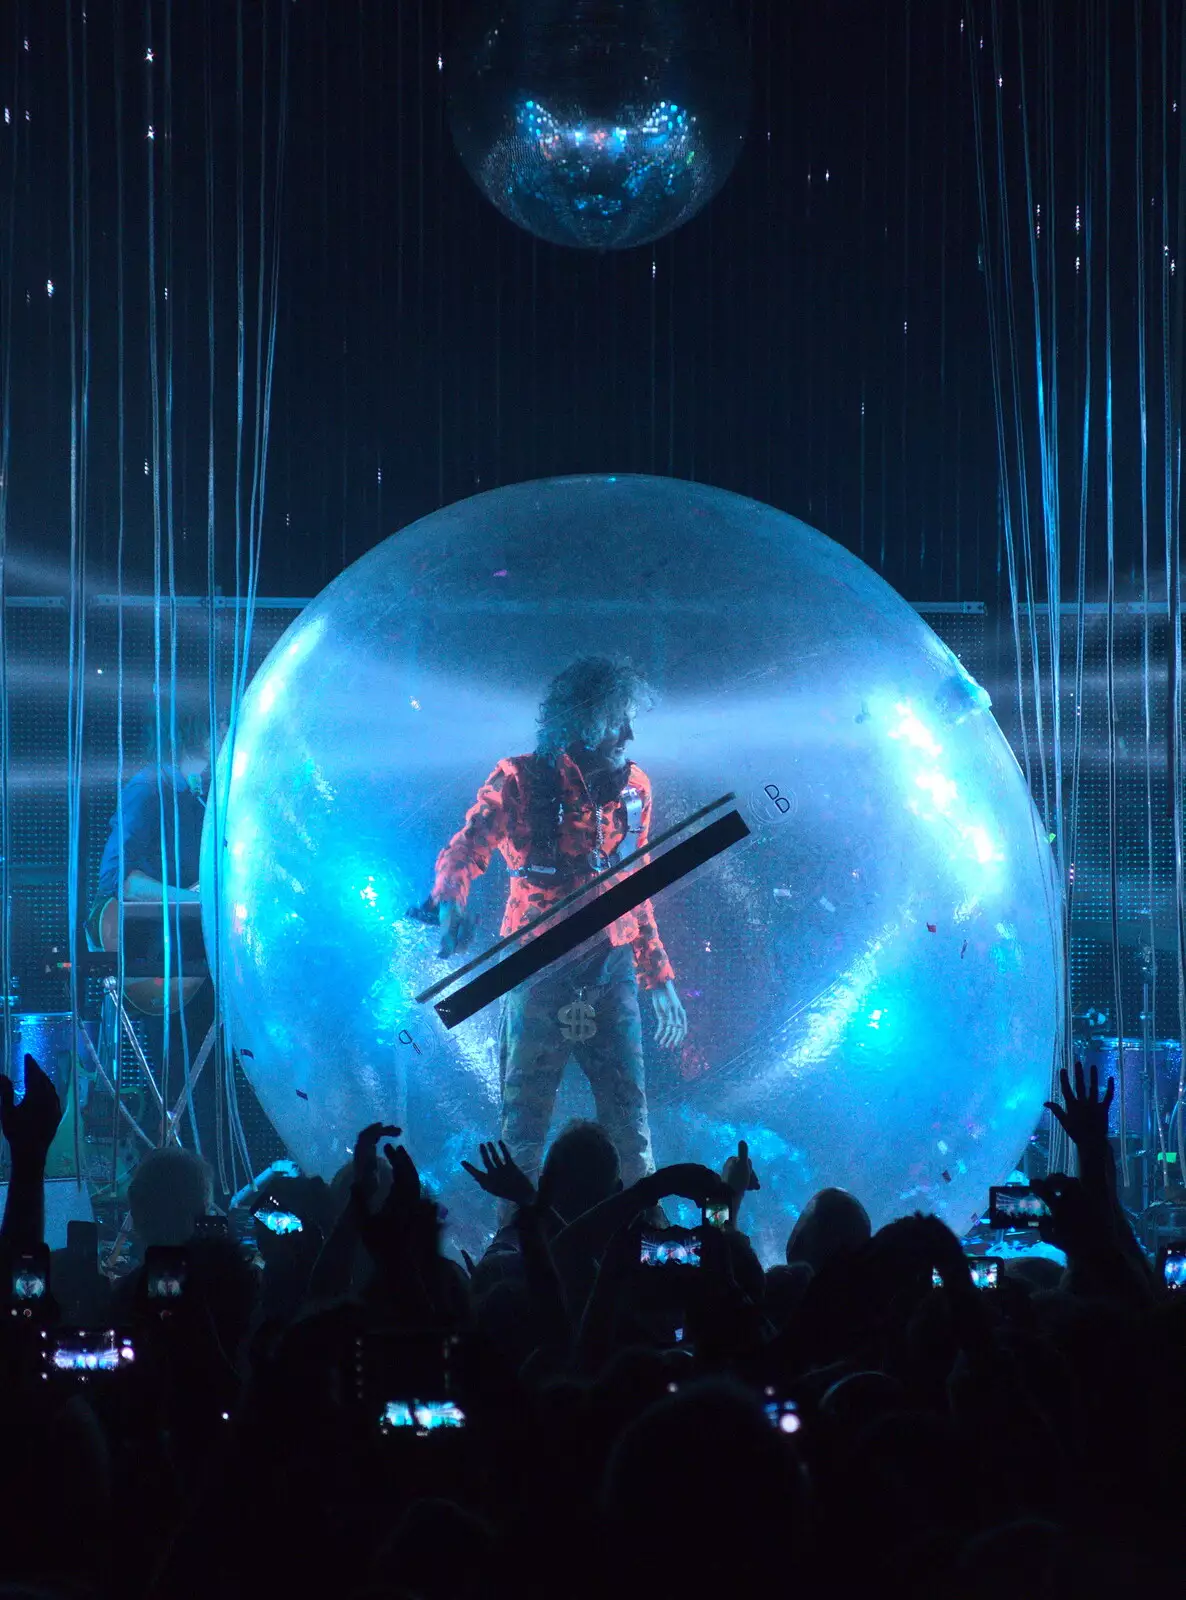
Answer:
[{"left": 558, "top": 997, "right": 597, "bottom": 1041}]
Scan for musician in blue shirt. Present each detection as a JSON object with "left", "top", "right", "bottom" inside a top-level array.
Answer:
[
  {"left": 89, "top": 704, "right": 217, "bottom": 1163},
  {"left": 95, "top": 742, "right": 208, "bottom": 906}
]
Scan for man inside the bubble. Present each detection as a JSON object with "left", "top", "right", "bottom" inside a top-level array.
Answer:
[{"left": 418, "top": 655, "right": 688, "bottom": 1187}]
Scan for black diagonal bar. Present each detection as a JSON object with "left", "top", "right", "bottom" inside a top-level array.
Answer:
[{"left": 433, "top": 809, "right": 751, "bottom": 1030}]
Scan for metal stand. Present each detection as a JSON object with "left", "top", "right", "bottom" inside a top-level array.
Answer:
[
  {"left": 1139, "top": 980, "right": 1155, "bottom": 1211},
  {"left": 162, "top": 1013, "right": 218, "bottom": 1150},
  {"left": 80, "top": 978, "right": 218, "bottom": 1154}
]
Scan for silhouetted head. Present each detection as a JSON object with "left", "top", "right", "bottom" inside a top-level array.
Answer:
[
  {"left": 128, "top": 1147, "right": 214, "bottom": 1246},
  {"left": 179, "top": 1235, "right": 261, "bottom": 1357},
  {"left": 370, "top": 1499, "right": 495, "bottom": 1600},
  {"left": 140, "top": 694, "right": 217, "bottom": 783},
  {"left": 819, "top": 1369, "right": 906, "bottom": 1434},
  {"left": 786, "top": 1186, "right": 871, "bottom": 1272},
  {"left": 763, "top": 1261, "right": 814, "bottom": 1328},
  {"left": 475, "top": 1279, "right": 543, "bottom": 1372},
  {"left": 538, "top": 1119, "right": 622, "bottom": 1222},
  {"left": 603, "top": 1380, "right": 807, "bottom": 1600}
]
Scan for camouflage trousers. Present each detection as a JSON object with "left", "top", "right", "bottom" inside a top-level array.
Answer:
[{"left": 498, "top": 940, "right": 654, "bottom": 1188}]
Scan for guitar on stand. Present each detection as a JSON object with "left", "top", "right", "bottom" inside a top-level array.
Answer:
[{"left": 92, "top": 895, "right": 209, "bottom": 1016}]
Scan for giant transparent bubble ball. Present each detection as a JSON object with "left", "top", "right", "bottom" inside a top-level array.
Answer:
[
  {"left": 205, "top": 476, "right": 1062, "bottom": 1263},
  {"left": 447, "top": 0, "right": 749, "bottom": 250}
]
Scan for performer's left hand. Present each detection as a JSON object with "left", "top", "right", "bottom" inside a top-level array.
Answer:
[{"left": 650, "top": 981, "right": 688, "bottom": 1049}]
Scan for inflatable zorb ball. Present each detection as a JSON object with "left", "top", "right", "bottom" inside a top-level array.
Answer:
[{"left": 205, "top": 476, "right": 1063, "bottom": 1262}]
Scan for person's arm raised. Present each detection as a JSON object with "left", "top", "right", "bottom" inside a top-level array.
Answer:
[
  {"left": 573, "top": 1223, "right": 639, "bottom": 1375},
  {"left": 551, "top": 1161, "right": 731, "bottom": 1303},
  {"left": 1030, "top": 1172, "right": 1155, "bottom": 1305},
  {"left": 305, "top": 1122, "right": 399, "bottom": 1303},
  {"left": 0, "top": 1056, "right": 63, "bottom": 1252},
  {"left": 1045, "top": 1060, "right": 1115, "bottom": 1190},
  {"left": 722, "top": 1139, "right": 761, "bottom": 1227},
  {"left": 229, "top": 1157, "right": 301, "bottom": 1214},
  {"left": 429, "top": 763, "right": 515, "bottom": 957},
  {"left": 1044, "top": 1060, "right": 1151, "bottom": 1283}
]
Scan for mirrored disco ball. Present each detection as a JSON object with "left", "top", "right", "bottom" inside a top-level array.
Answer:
[
  {"left": 447, "top": 0, "right": 749, "bottom": 250},
  {"left": 205, "top": 476, "right": 1063, "bottom": 1263}
]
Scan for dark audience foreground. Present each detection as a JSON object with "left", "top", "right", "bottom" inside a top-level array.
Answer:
[{"left": 0, "top": 1054, "right": 1180, "bottom": 1600}]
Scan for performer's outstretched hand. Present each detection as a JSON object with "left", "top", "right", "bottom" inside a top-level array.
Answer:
[
  {"left": 461, "top": 1140, "right": 537, "bottom": 1209},
  {"left": 650, "top": 980, "right": 688, "bottom": 1049},
  {"left": 437, "top": 898, "right": 475, "bottom": 958}
]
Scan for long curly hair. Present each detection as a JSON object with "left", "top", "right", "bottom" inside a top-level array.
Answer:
[{"left": 535, "top": 656, "right": 656, "bottom": 763}]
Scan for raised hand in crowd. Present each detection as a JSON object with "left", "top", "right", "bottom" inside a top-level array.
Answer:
[
  {"left": 352, "top": 1120, "right": 402, "bottom": 1205},
  {"left": 304, "top": 1119, "right": 401, "bottom": 1302},
  {"left": 1043, "top": 1060, "right": 1151, "bottom": 1288},
  {"left": 352, "top": 1133, "right": 422, "bottom": 1238},
  {"left": 349, "top": 1129, "right": 435, "bottom": 1296},
  {"left": 911, "top": 1210, "right": 997, "bottom": 1363},
  {"left": 352, "top": 1132, "right": 465, "bottom": 1327},
  {"left": 1045, "top": 1059, "right": 1115, "bottom": 1175},
  {"left": 1031, "top": 1171, "right": 1110, "bottom": 1256},
  {"left": 461, "top": 1140, "right": 538, "bottom": 1210},
  {"left": 229, "top": 1154, "right": 302, "bottom": 1212},
  {"left": 0, "top": 1053, "right": 63, "bottom": 1170},
  {"left": 551, "top": 1158, "right": 732, "bottom": 1300},
  {"left": 0, "top": 1054, "right": 64, "bottom": 1251},
  {"left": 640, "top": 1160, "right": 734, "bottom": 1211},
  {"left": 722, "top": 1138, "right": 761, "bottom": 1225}
]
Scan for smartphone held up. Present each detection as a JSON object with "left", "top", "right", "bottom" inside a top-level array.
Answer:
[
  {"left": 10, "top": 1245, "right": 49, "bottom": 1310},
  {"left": 639, "top": 1228, "right": 701, "bottom": 1268},
  {"left": 43, "top": 1329, "right": 135, "bottom": 1380},
  {"left": 145, "top": 1246, "right": 188, "bottom": 1303},
  {"left": 1158, "top": 1243, "right": 1186, "bottom": 1291},
  {"left": 988, "top": 1185, "right": 1050, "bottom": 1230},
  {"left": 931, "top": 1257, "right": 1002, "bottom": 1291}
]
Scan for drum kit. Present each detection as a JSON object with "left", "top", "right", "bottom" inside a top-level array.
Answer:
[
  {"left": 1069, "top": 918, "right": 1186, "bottom": 1210},
  {"left": 1, "top": 1008, "right": 141, "bottom": 1193},
  {"left": 1074, "top": 1037, "right": 1183, "bottom": 1141},
  {"left": 1, "top": 899, "right": 215, "bottom": 1215}
]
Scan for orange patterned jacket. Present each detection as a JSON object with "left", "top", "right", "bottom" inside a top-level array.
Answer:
[{"left": 432, "top": 751, "right": 675, "bottom": 991}]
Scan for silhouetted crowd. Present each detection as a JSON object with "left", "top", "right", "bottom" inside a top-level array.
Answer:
[{"left": 0, "top": 1052, "right": 1179, "bottom": 1600}]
